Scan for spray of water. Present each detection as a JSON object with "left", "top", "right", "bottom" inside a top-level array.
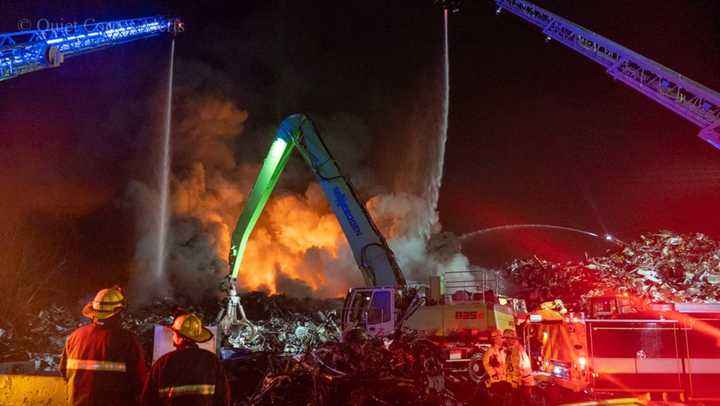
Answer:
[
  {"left": 420, "top": 9, "right": 450, "bottom": 239},
  {"left": 459, "top": 224, "right": 624, "bottom": 246},
  {"left": 155, "top": 39, "right": 175, "bottom": 280}
]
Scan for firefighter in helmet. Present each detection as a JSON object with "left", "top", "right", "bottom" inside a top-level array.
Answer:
[
  {"left": 503, "top": 328, "right": 535, "bottom": 405},
  {"left": 482, "top": 329, "right": 510, "bottom": 404},
  {"left": 59, "top": 286, "right": 147, "bottom": 406},
  {"left": 141, "top": 312, "right": 230, "bottom": 406}
]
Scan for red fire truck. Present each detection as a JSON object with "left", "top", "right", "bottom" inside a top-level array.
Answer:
[{"left": 525, "top": 295, "right": 720, "bottom": 404}]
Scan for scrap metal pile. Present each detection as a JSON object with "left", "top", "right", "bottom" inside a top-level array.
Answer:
[
  {"left": 247, "top": 329, "right": 452, "bottom": 406},
  {"left": 226, "top": 292, "right": 343, "bottom": 354},
  {"left": 0, "top": 304, "right": 77, "bottom": 371},
  {"left": 0, "top": 292, "right": 342, "bottom": 371},
  {"left": 0, "top": 298, "right": 204, "bottom": 371},
  {"left": 505, "top": 230, "right": 720, "bottom": 310}
]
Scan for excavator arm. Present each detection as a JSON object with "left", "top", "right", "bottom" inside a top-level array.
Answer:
[
  {"left": 228, "top": 113, "right": 405, "bottom": 288},
  {"left": 229, "top": 114, "right": 405, "bottom": 287},
  {"left": 219, "top": 114, "right": 407, "bottom": 344}
]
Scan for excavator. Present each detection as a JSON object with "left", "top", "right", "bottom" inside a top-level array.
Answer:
[{"left": 216, "top": 113, "right": 519, "bottom": 387}]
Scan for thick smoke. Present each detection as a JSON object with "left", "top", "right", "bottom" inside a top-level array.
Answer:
[
  {"left": 127, "top": 85, "right": 471, "bottom": 302},
  {"left": 125, "top": 5, "right": 474, "bottom": 303}
]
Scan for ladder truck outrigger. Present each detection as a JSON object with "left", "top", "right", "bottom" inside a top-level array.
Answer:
[
  {"left": 216, "top": 114, "right": 525, "bottom": 391},
  {"left": 495, "top": 0, "right": 720, "bottom": 403}
]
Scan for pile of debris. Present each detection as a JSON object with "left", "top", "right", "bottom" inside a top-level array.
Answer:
[
  {"left": 227, "top": 311, "right": 341, "bottom": 354},
  {"left": 0, "top": 292, "right": 341, "bottom": 371},
  {"left": 505, "top": 230, "right": 720, "bottom": 310},
  {"left": 247, "top": 329, "right": 452, "bottom": 406},
  {"left": 0, "top": 304, "right": 79, "bottom": 371},
  {"left": 223, "top": 291, "right": 343, "bottom": 354}
]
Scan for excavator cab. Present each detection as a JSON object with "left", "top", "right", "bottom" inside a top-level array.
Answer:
[{"left": 342, "top": 288, "right": 396, "bottom": 337}]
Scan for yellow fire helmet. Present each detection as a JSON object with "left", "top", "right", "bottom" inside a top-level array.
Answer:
[
  {"left": 171, "top": 313, "right": 213, "bottom": 343},
  {"left": 82, "top": 286, "right": 127, "bottom": 320}
]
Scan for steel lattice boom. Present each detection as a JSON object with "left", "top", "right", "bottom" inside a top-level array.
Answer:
[
  {"left": 496, "top": 0, "right": 720, "bottom": 149},
  {"left": 0, "top": 16, "right": 182, "bottom": 82}
]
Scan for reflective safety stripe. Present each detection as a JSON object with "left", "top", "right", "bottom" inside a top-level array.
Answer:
[
  {"left": 592, "top": 357, "right": 684, "bottom": 374},
  {"left": 686, "top": 358, "right": 720, "bottom": 374},
  {"left": 66, "top": 359, "right": 127, "bottom": 372},
  {"left": 159, "top": 384, "right": 215, "bottom": 397}
]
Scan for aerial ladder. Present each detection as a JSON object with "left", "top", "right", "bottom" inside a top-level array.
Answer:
[
  {"left": 495, "top": 0, "right": 720, "bottom": 149},
  {"left": 1, "top": 16, "right": 183, "bottom": 82}
]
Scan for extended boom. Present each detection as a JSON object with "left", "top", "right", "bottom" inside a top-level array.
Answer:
[
  {"left": 1, "top": 16, "right": 183, "bottom": 82},
  {"left": 496, "top": 0, "right": 720, "bottom": 148}
]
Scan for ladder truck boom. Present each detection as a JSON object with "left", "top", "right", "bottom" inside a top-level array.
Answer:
[
  {"left": 0, "top": 16, "right": 183, "bottom": 82},
  {"left": 495, "top": 0, "right": 720, "bottom": 149}
]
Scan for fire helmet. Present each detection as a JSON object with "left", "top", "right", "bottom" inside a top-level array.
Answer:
[
  {"left": 82, "top": 286, "right": 127, "bottom": 320},
  {"left": 171, "top": 313, "right": 213, "bottom": 343}
]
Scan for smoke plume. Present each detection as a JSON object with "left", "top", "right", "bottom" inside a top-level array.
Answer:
[{"left": 125, "top": 6, "right": 473, "bottom": 303}]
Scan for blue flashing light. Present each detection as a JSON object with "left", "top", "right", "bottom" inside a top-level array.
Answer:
[{"left": 1, "top": 16, "right": 179, "bottom": 82}]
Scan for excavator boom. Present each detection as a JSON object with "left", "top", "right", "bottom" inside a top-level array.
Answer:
[{"left": 228, "top": 114, "right": 405, "bottom": 288}]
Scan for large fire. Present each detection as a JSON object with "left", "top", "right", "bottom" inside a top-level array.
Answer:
[
  {"left": 237, "top": 185, "right": 348, "bottom": 295},
  {"left": 130, "top": 95, "right": 461, "bottom": 302}
]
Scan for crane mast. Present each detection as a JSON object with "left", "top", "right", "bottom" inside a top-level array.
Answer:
[
  {"left": 495, "top": 0, "right": 720, "bottom": 149},
  {"left": 1, "top": 16, "right": 183, "bottom": 82}
]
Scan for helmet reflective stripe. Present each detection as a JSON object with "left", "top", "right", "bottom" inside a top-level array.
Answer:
[
  {"left": 66, "top": 359, "right": 127, "bottom": 372},
  {"left": 159, "top": 384, "right": 215, "bottom": 397},
  {"left": 92, "top": 298, "right": 125, "bottom": 311}
]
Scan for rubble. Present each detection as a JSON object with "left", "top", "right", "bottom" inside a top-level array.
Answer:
[
  {"left": 505, "top": 230, "right": 720, "bottom": 310},
  {"left": 227, "top": 310, "right": 341, "bottom": 354},
  {"left": 248, "top": 329, "right": 454, "bottom": 405},
  {"left": 0, "top": 292, "right": 341, "bottom": 370},
  {"left": 223, "top": 291, "right": 343, "bottom": 354}
]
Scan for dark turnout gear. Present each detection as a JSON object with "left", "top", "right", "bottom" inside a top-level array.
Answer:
[
  {"left": 59, "top": 318, "right": 147, "bottom": 406},
  {"left": 141, "top": 342, "right": 230, "bottom": 406}
]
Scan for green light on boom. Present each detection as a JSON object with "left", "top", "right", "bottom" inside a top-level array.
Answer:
[{"left": 229, "top": 135, "right": 295, "bottom": 279}]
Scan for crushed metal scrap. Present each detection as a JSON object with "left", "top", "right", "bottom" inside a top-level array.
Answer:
[
  {"left": 246, "top": 329, "right": 453, "bottom": 406},
  {"left": 222, "top": 291, "right": 344, "bottom": 353},
  {"left": 226, "top": 311, "right": 341, "bottom": 353},
  {"left": 505, "top": 230, "right": 720, "bottom": 310},
  {"left": 0, "top": 292, "right": 340, "bottom": 369}
]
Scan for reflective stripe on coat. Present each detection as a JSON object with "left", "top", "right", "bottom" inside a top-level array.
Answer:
[
  {"left": 59, "top": 321, "right": 146, "bottom": 406},
  {"left": 141, "top": 343, "right": 230, "bottom": 406}
]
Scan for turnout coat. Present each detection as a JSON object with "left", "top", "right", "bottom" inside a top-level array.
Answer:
[
  {"left": 141, "top": 342, "right": 230, "bottom": 406},
  {"left": 59, "top": 319, "right": 147, "bottom": 405}
]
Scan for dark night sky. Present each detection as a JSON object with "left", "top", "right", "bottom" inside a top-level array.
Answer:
[{"left": 1, "top": 1, "right": 720, "bottom": 295}]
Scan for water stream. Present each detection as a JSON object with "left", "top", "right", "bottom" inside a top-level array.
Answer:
[
  {"left": 420, "top": 9, "right": 451, "bottom": 240},
  {"left": 459, "top": 224, "right": 617, "bottom": 244},
  {"left": 155, "top": 39, "right": 175, "bottom": 278}
]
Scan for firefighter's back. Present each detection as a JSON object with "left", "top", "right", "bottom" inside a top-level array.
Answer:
[
  {"left": 146, "top": 345, "right": 229, "bottom": 406},
  {"left": 62, "top": 323, "right": 145, "bottom": 405}
]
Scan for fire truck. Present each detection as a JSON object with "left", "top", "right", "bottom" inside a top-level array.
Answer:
[{"left": 525, "top": 295, "right": 720, "bottom": 403}]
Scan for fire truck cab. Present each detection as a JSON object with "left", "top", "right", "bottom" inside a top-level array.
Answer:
[{"left": 526, "top": 295, "right": 720, "bottom": 403}]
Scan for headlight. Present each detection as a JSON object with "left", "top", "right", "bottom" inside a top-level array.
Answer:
[{"left": 550, "top": 360, "right": 571, "bottom": 379}]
